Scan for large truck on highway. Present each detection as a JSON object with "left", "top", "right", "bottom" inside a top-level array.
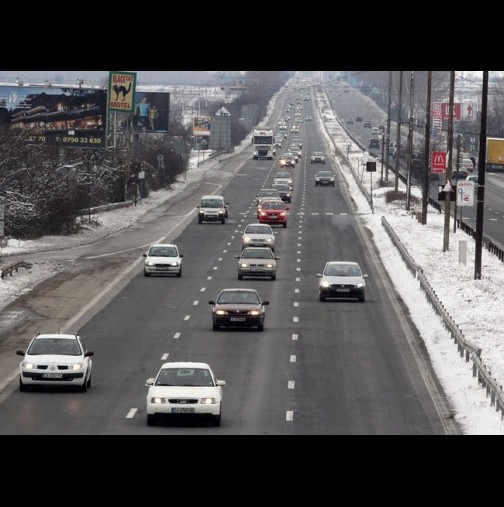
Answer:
[{"left": 252, "top": 126, "right": 276, "bottom": 160}]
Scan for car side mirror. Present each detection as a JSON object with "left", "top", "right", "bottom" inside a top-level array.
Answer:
[
  {"left": 179, "top": 254, "right": 184, "bottom": 258},
  {"left": 208, "top": 300, "right": 216, "bottom": 305},
  {"left": 262, "top": 301, "right": 270, "bottom": 306},
  {"left": 146, "top": 378, "right": 155, "bottom": 386},
  {"left": 86, "top": 351, "right": 94, "bottom": 357},
  {"left": 143, "top": 253, "right": 147, "bottom": 257},
  {"left": 216, "top": 380, "right": 226, "bottom": 386},
  {"left": 234, "top": 255, "right": 240, "bottom": 259},
  {"left": 16, "top": 350, "right": 25, "bottom": 356}
]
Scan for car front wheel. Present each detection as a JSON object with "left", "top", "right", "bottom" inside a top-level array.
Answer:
[
  {"left": 147, "top": 414, "right": 156, "bottom": 426},
  {"left": 211, "top": 413, "right": 221, "bottom": 427},
  {"left": 19, "top": 378, "right": 27, "bottom": 392}
]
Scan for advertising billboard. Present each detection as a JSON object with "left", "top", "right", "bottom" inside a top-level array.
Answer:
[
  {"left": 193, "top": 116, "right": 211, "bottom": 136},
  {"left": 108, "top": 71, "right": 136, "bottom": 112},
  {"left": 128, "top": 91, "right": 170, "bottom": 134},
  {"left": 487, "top": 138, "right": 504, "bottom": 165},
  {"left": 0, "top": 85, "right": 107, "bottom": 148}
]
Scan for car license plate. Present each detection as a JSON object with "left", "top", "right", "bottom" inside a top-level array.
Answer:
[
  {"left": 336, "top": 288, "right": 350, "bottom": 292},
  {"left": 172, "top": 407, "right": 195, "bottom": 413},
  {"left": 270, "top": 215, "right": 278, "bottom": 219},
  {"left": 207, "top": 214, "right": 217, "bottom": 219},
  {"left": 230, "top": 317, "right": 246, "bottom": 322},
  {"left": 42, "top": 373, "right": 63, "bottom": 378}
]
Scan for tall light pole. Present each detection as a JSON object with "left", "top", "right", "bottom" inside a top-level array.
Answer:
[
  {"left": 475, "top": 71, "right": 488, "bottom": 280},
  {"left": 394, "top": 71, "right": 403, "bottom": 192},
  {"left": 421, "top": 71, "right": 432, "bottom": 225},
  {"left": 443, "top": 71, "right": 455, "bottom": 252},
  {"left": 406, "top": 71, "right": 415, "bottom": 210},
  {"left": 385, "top": 71, "right": 392, "bottom": 185}
]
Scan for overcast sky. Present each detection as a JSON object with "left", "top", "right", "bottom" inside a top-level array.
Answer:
[{"left": 1, "top": 77, "right": 504, "bottom": 434}]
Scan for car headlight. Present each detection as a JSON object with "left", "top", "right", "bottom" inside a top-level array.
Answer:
[
  {"left": 200, "top": 398, "right": 217, "bottom": 405},
  {"left": 240, "top": 262, "right": 249, "bottom": 268},
  {"left": 266, "top": 238, "right": 273, "bottom": 243},
  {"left": 215, "top": 310, "right": 226, "bottom": 315},
  {"left": 266, "top": 263, "right": 274, "bottom": 268},
  {"left": 146, "top": 260, "right": 155, "bottom": 266},
  {"left": 150, "top": 397, "right": 167, "bottom": 404},
  {"left": 243, "top": 237, "right": 251, "bottom": 243},
  {"left": 22, "top": 361, "right": 37, "bottom": 369},
  {"left": 356, "top": 283, "right": 365, "bottom": 288},
  {"left": 170, "top": 261, "right": 180, "bottom": 267},
  {"left": 315, "top": 178, "right": 320, "bottom": 181},
  {"left": 249, "top": 310, "right": 260, "bottom": 316},
  {"left": 320, "top": 280, "right": 330, "bottom": 288},
  {"left": 198, "top": 210, "right": 204, "bottom": 215},
  {"left": 70, "top": 362, "right": 85, "bottom": 371}
]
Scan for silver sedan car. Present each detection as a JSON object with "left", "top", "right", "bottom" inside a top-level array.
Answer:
[{"left": 235, "top": 247, "right": 279, "bottom": 280}]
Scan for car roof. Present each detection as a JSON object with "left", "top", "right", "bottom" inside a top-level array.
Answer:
[
  {"left": 219, "top": 288, "right": 258, "bottom": 294},
  {"left": 150, "top": 243, "right": 177, "bottom": 248},
  {"left": 33, "top": 333, "right": 78, "bottom": 340},
  {"left": 201, "top": 194, "right": 224, "bottom": 200},
  {"left": 325, "top": 261, "right": 359, "bottom": 266},
  {"left": 159, "top": 361, "right": 211, "bottom": 370},
  {"left": 244, "top": 223, "right": 273, "bottom": 231}
]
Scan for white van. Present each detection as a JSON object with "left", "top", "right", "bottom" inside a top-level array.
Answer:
[{"left": 196, "top": 195, "right": 229, "bottom": 224}]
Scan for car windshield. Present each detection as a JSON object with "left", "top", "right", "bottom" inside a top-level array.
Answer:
[
  {"left": 155, "top": 367, "right": 214, "bottom": 387},
  {"left": 313, "top": 152, "right": 324, "bottom": 156},
  {"left": 272, "top": 185, "right": 288, "bottom": 191},
  {"left": 318, "top": 172, "right": 332, "bottom": 176},
  {"left": 262, "top": 201, "right": 285, "bottom": 210},
  {"left": 259, "top": 190, "right": 279, "bottom": 198},
  {"left": 275, "top": 173, "right": 290, "bottom": 178},
  {"left": 201, "top": 199, "right": 222, "bottom": 208},
  {"left": 218, "top": 291, "right": 260, "bottom": 305},
  {"left": 149, "top": 246, "right": 177, "bottom": 257},
  {"left": 242, "top": 249, "right": 273, "bottom": 259},
  {"left": 324, "top": 264, "right": 361, "bottom": 276},
  {"left": 245, "top": 225, "right": 272, "bottom": 235},
  {"left": 27, "top": 338, "right": 81, "bottom": 356}
]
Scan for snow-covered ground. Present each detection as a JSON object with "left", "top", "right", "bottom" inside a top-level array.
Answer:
[{"left": 1, "top": 81, "right": 504, "bottom": 434}]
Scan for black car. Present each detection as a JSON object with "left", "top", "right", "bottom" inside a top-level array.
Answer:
[
  {"left": 271, "top": 183, "right": 292, "bottom": 203},
  {"left": 368, "top": 138, "right": 380, "bottom": 149},
  {"left": 315, "top": 170, "right": 335, "bottom": 187}
]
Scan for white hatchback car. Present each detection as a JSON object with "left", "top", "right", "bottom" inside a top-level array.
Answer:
[
  {"left": 17, "top": 333, "right": 94, "bottom": 392},
  {"left": 146, "top": 362, "right": 225, "bottom": 427},
  {"left": 143, "top": 243, "right": 183, "bottom": 277},
  {"left": 241, "top": 223, "right": 277, "bottom": 251}
]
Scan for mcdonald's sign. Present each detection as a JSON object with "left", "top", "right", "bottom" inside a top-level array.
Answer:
[{"left": 432, "top": 151, "right": 446, "bottom": 174}]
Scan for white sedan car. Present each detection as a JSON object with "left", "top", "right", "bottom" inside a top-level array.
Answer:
[
  {"left": 241, "top": 223, "right": 277, "bottom": 251},
  {"left": 317, "top": 261, "right": 368, "bottom": 302},
  {"left": 17, "top": 333, "right": 94, "bottom": 392},
  {"left": 146, "top": 362, "right": 225, "bottom": 427},
  {"left": 143, "top": 243, "right": 183, "bottom": 277}
]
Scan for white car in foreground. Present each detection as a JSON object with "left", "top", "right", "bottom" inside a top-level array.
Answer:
[
  {"left": 17, "top": 333, "right": 94, "bottom": 392},
  {"left": 146, "top": 362, "right": 225, "bottom": 427}
]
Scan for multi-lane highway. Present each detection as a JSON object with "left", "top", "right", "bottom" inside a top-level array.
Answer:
[
  {"left": 0, "top": 82, "right": 461, "bottom": 434},
  {"left": 323, "top": 79, "right": 504, "bottom": 251}
]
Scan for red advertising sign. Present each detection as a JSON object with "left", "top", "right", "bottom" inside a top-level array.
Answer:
[
  {"left": 442, "top": 102, "right": 461, "bottom": 121},
  {"left": 432, "top": 151, "right": 447, "bottom": 173}
]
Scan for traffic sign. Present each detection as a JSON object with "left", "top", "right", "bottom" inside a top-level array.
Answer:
[
  {"left": 442, "top": 102, "right": 461, "bottom": 121},
  {"left": 462, "top": 103, "right": 476, "bottom": 121},
  {"left": 457, "top": 181, "right": 474, "bottom": 207},
  {"left": 366, "top": 161, "right": 376, "bottom": 172}
]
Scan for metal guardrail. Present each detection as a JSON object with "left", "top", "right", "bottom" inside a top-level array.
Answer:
[
  {"left": 0, "top": 260, "right": 32, "bottom": 279},
  {"left": 382, "top": 216, "right": 504, "bottom": 419}
]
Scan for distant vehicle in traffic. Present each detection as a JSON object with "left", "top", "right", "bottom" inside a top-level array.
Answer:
[
  {"left": 310, "top": 151, "right": 326, "bottom": 164},
  {"left": 258, "top": 199, "right": 289, "bottom": 227},
  {"left": 241, "top": 223, "right": 277, "bottom": 251},
  {"left": 368, "top": 138, "right": 380, "bottom": 149},
  {"left": 315, "top": 170, "right": 335, "bottom": 187}
]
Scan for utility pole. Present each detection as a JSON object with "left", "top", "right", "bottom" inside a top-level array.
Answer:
[
  {"left": 394, "top": 71, "right": 403, "bottom": 192},
  {"left": 406, "top": 71, "right": 415, "bottom": 210},
  {"left": 385, "top": 70, "right": 392, "bottom": 185},
  {"left": 421, "top": 70, "right": 432, "bottom": 225},
  {"left": 454, "top": 133, "right": 462, "bottom": 232},
  {"left": 475, "top": 71, "right": 488, "bottom": 280},
  {"left": 443, "top": 71, "right": 455, "bottom": 252}
]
